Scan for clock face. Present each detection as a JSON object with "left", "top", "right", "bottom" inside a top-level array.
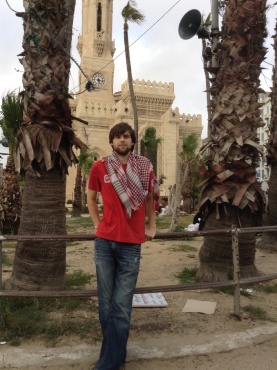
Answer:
[{"left": 92, "top": 73, "right": 105, "bottom": 87}]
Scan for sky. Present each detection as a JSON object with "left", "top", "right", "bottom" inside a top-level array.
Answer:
[{"left": 0, "top": 0, "right": 276, "bottom": 167}]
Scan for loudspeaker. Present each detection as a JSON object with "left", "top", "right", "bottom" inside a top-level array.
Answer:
[{"left": 178, "top": 9, "right": 210, "bottom": 40}]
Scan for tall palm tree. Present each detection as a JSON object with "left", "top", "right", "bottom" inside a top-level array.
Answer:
[
  {"left": 9, "top": 0, "right": 86, "bottom": 291},
  {"left": 170, "top": 134, "right": 198, "bottom": 231},
  {"left": 0, "top": 92, "right": 23, "bottom": 234},
  {"left": 122, "top": 1, "right": 145, "bottom": 154},
  {"left": 257, "top": 20, "right": 277, "bottom": 252},
  {"left": 196, "top": 0, "right": 267, "bottom": 282},
  {"left": 71, "top": 165, "right": 82, "bottom": 218},
  {"left": 79, "top": 149, "right": 95, "bottom": 209}
]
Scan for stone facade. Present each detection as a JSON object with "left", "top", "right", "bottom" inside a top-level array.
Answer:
[{"left": 66, "top": 0, "right": 203, "bottom": 200}]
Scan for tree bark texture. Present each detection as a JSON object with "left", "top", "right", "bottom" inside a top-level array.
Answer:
[
  {"left": 196, "top": 203, "right": 260, "bottom": 282},
  {"left": 9, "top": 168, "right": 66, "bottom": 290},
  {"left": 72, "top": 165, "right": 82, "bottom": 217},
  {"left": 0, "top": 155, "right": 21, "bottom": 234}
]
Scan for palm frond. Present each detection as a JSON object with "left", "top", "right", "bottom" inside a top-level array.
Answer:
[
  {"left": 182, "top": 134, "right": 198, "bottom": 160},
  {"left": 77, "top": 149, "right": 97, "bottom": 176},
  {"left": 122, "top": 0, "right": 145, "bottom": 24},
  {"left": 0, "top": 91, "right": 23, "bottom": 154}
]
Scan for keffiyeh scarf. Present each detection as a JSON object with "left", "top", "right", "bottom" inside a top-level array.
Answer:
[{"left": 102, "top": 152, "right": 159, "bottom": 218}]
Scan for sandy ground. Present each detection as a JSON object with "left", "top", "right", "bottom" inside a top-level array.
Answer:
[{"left": 3, "top": 234, "right": 277, "bottom": 369}]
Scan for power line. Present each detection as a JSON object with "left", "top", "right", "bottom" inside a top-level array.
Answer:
[
  {"left": 261, "top": 71, "right": 272, "bottom": 89},
  {"left": 5, "top": 0, "right": 17, "bottom": 13}
]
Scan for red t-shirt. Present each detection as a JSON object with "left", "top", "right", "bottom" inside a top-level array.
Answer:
[{"left": 88, "top": 160, "right": 154, "bottom": 244}]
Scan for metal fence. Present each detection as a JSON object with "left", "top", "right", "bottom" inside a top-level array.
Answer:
[{"left": 1, "top": 225, "right": 277, "bottom": 317}]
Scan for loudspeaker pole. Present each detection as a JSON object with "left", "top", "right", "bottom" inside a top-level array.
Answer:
[
  {"left": 208, "top": 0, "right": 219, "bottom": 141},
  {"left": 211, "top": 0, "right": 219, "bottom": 69}
]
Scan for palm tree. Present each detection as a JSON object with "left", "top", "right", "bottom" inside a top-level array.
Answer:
[
  {"left": 257, "top": 20, "right": 277, "bottom": 252},
  {"left": 79, "top": 149, "right": 95, "bottom": 209},
  {"left": 0, "top": 92, "right": 23, "bottom": 234},
  {"left": 141, "top": 127, "right": 162, "bottom": 174},
  {"left": 181, "top": 154, "right": 204, "bottom": 213},
  {"left": 180, "top": 134, "right": 199, "bottom": 214},
  {"left": 170, "top": 134, "right": 198, "bottom": 231},
  {"left": 72, "top": 149, "right": 95, "bottom": 217},
  {"left": 196, "top": 0, "right": 267, "bottom": 282},
  {"left": 71, "top": 165, "right": 82, "bottom": 218},
  {"left": 9, "top": 0, "right": 86, "bottom": 291},
  {"left": 122, "top": 1, "right": 145, "bottom": 154}
]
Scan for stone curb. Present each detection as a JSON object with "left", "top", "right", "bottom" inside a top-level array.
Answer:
[{"left": 1, "top": 324, "right": 277, "bottom": 368}]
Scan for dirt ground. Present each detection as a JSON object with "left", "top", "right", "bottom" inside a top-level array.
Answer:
[{"left": 3, "top": 233, "right": 277, "bottom": 369}]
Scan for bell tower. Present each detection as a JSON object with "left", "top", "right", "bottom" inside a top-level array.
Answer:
[{"left": 77, "top": 0, "right": 115, "bottom": 103}]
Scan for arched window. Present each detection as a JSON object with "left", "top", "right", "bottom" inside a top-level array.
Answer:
[{"left": 97, "top": 2, "right": 102, "bottom": 32}]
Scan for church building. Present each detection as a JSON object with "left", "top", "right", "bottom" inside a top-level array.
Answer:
[{"left": 66, "top": 0, "right": 203, "bottom": 200}]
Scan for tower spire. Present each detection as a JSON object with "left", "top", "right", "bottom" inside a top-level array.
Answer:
[{"left": 77, "top": 0, "right": 115, "bottom": 103}]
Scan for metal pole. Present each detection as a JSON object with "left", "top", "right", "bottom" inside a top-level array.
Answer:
[
  {"left": 0, "top": 234, "right": 2, "bottom": 290},
  {"left": 207, "top": 0, "right": 219, "bottom": 141},
  {"left": 211, "top": 0, "right": 219, "bottom": 69},
  {"left": 232, "top": 226, "right": 241, "bottom": 317}
]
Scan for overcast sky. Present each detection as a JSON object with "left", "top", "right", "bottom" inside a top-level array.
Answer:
[{"left": 0, "top": 0, "right": 276, "bottom": 165}]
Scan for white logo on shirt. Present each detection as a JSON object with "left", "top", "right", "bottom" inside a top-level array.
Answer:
[{"left": 104, "top": 174, "right": 111, "bottom": 183}]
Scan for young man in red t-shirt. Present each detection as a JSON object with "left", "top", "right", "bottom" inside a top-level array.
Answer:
[{"left": 87, "top": 122, "right": 158, "bottom": 370}]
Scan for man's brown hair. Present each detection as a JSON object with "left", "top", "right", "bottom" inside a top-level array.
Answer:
[{"left": 109, "top": 122, "right": 136, "bottom": 151}]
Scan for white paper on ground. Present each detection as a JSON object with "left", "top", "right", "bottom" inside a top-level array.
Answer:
[
  {"left": 182, "top": 299, "right": 217, "bottom": 314},
  {"left": 132, "top": 293, "right": 168, "bottom": 307}
]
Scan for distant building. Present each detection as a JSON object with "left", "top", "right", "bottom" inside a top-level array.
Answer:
[
  {"left": 66, "top": 0, "right": 203, "bottom": 200},
  {"left": 257, "top": 92, "right": 271, "bottom": 182}
]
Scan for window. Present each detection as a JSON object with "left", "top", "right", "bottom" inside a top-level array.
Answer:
[{"left": 97, "top": 3, "right": 102, "bottom": 32}]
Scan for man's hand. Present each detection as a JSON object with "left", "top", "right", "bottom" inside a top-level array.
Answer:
[{"left": 145, "top": 226, "right": 156, "bottom": 241}]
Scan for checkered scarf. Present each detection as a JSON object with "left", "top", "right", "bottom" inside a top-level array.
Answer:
[{"left": 103, "top": 152, "right": 159, "bottom": 218}]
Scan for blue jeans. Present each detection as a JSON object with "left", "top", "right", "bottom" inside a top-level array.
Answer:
[{"left": 94, "top": 238, "right": 141, "bottom": 370}]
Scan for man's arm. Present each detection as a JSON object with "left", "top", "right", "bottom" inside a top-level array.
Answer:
[
  {"left": 87, "top": 189, "right": 100, "bottom": 231},
  {"left": 145, "top": 191, "right": 156, "bottom": 240}
]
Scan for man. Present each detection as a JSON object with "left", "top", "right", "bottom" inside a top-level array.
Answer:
[{"left": 87, "top": 122, "right": 159, "bottom": 370}]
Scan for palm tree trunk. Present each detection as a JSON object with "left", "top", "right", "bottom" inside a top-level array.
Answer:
[
  {"left": 81, "top": 174, "right": 87, "bottom": 209},
  {"left": 198, "top": 0, "right": 267, "bottom": 281},
  {"left": 9, "top": 0, "right": 81, "bottom": 290},
  {"left": 167, "top": 185, "right": 176, "bottom": 216},
  {"left": 124, "top": 22, "right": 139, "bottom": 154},
  {"left": 72, "top": 166, "right": 82, "bottom": 217},
  {"left": 170, "top": 160, "right": 189, "bottom": 231},
  {"left": 196, "top": 203, "right": 259, "bottom": 282},
  {"left": 9, "top": 168, "right": 66, "bottom": 290}
]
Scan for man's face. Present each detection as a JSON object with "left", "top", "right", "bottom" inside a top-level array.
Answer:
[{"left": 112, "top": 131, "right": 134, "bottom": 156}]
